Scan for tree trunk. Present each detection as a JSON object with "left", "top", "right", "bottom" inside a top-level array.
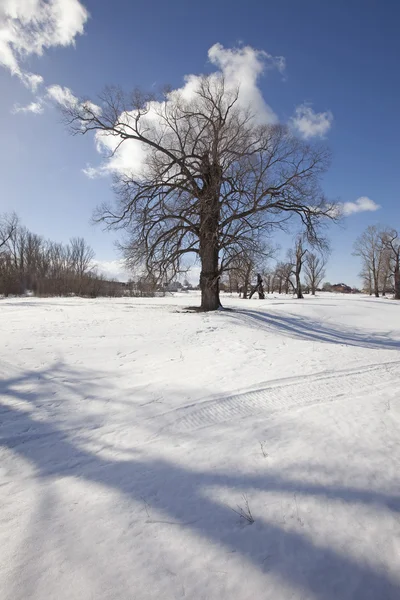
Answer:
[
  {"left": 373, "top": 271, "right": 379, "bottom": 297},
  {"left": 199, "top": 177, "right": 221, "bottom": 311},
  {"left": 394, "top": 257, "right": 400, "bottom": 300},
  {"left": 199, "top": 234, "right": 220, "bottom": 310},
  {"left": 249, "top": 274, "right": 265, "bottom": 299},
  {"left": 242, "top": 263, "right": 252, "bottom": 299},
  {"left": 296, "top": 268, "right": 303, "bottom": 299}
]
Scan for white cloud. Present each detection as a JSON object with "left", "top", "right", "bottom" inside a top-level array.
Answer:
[
  {"left": 208, "top": 43, "right": 284, "bottom": 123},
  {"left": 46, "top": 83, "right": 78, "bottom": 108},
  {"left": 82, "top": 165, "right": 100, "bottom": 179},
  {"left": 0, "top": 0, "right": 88, "bottom": 89},
  {"left": 93, "top": 260, "right": 130, "bottom": 282},
  {"left": 20, "top": 72, "right": 44, "bottom": 92},
  {"left": 12, "top": 101, "right": 43, "bottom": 114},
  {"left": 46, "top": 84, "right": 101, "bottom": 120},
  {"left": 290, "top": 104, "right": 333, "bottom": 139},
  {"left": 341, "top": 196, "right": 381, "bottom": 216},
  {"left": 310, "top": 196, "right": 381, "bottom": 219},
  {"left": 86, "top": 43, "right": 286, "bottom": 178}
]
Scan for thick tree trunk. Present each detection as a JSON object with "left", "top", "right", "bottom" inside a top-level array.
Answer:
[
  {"left": 295, "top": 267, "right": 303, "bottom": 299},
  {"left": 200, "top": 271, "right": 220, "bottom": 310},
  {"left": 373, "top": 270, "right": 379, "bottom": 297},
  {"left": 242, "top": 263, "right": 252, "bottom": 299},
  {"left": 199, "top": 233, "right": 220, "bottom": 310},
  {"left": 394, "top": 258, "right": 400, "bottom": 300},
  {"left": 199, "top": 177, "right": 221, "bottom": 311}
]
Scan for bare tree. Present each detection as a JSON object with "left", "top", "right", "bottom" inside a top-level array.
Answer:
[
  {"left": 0, "top": 213, "right": 18, "bottom": 251},
  {"left": 290, "top": 237, "right": 308, "bottom": 299},
  {"left": 0, "top": 216, "right": 112, "bottom": 298},
  {"left": 273, "top": 261, "right": 294, "bottom": 294},
  {"left": 378, "top": 245, "right": 392, "bottom": 296},
  {"left": 382, "top": 229, "right": 400, "bottom": 300},
  {"left": 70, "top": 237, "right": 94, "bottom": 278},
  {"left": 229, "top": 240, "right": 275, "bottom": 298},
  {"left": 304, "top": 251, "right": 327, "bottom": 295},
  {"left": 69, "top": 237, "right": 95, "bottom": 294},
  {"left": 263, "top": 268, "right": 274, "bottom": 294},
  {"left": 322, "top": 281, "right": 332, "bottom": 292},
  {"left": 62, "top": 77, "right": 335, "bottom": 311},
  {"left": 353, "top": 225, "right": 387, "bottom": 298},
  {"left": 249, "top": 273, "right": 265, "bottom": 299},
  {"left": 359, "top": 264, "right": 373, "bottom": 295}
]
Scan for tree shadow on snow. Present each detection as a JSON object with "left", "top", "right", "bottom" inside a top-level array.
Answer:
[
  {"left": 230, "top": 309, "right": 400, "bottom": 350},
  {"left": 1, "top": 364, "right": 400, "bottom": 599}
]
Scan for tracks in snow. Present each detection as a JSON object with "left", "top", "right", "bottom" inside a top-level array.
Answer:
[{"left": 157, "top": 361, "right": 400, "bottom": 434}]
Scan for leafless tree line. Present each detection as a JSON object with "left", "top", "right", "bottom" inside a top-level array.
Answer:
[
  {"left": 221, "top": 236, "right": 328, "bottom": 299},
  {"left": 353, "top": 225, "right": 400, "bottom": 299},
  {"left": 0, "top": 214, "right": 121, "bottom": 298}
]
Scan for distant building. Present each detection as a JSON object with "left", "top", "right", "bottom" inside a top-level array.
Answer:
[{"left": 331, "top": 283, "right": 354, "bottom": 293}]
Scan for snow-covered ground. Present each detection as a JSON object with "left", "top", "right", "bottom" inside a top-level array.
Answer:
[{"left": 1, "top": 293, "right": 400, "bottom": 600}]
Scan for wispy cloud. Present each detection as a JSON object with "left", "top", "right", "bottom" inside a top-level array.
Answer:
[
  {"left": 290, "top": 104, "right": 333, "bottom": 139},
  {"left": 341, "top": 196, "right": 381, "bottom": 216},
  {"left": 46, "top": 84, "right": 79, "bottom": 108},
  {"left": 20, "top": 73, "right": 44, "bottom": 93},
  {"left": 46, "top": 84, "right": 101, "bottom": 118},
  {"left": 12, "top": 101, "right": 44, "bottom": 115}
]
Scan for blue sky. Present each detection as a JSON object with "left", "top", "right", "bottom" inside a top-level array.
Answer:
[{"left": 1, "top": 0, "right": 399, "bottom": 285}]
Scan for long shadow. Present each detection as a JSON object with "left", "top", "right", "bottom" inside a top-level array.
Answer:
[
  {"left": 230, "top": 309, "right": 400, "bottom": 350},
  {"left": 1, "top": 365, "right": 400, "bottom": 599}
]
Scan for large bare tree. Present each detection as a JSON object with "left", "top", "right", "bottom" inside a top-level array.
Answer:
[{"left": 63, "top": 77, "right": 335, "bottom": 310}]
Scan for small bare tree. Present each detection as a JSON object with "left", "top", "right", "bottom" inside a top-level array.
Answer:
[
  {"left": 378, "top": 246, "right": 392, "bottom": 296},
  {"left": 229, "top": 240, "right": 275, "bottom": 299},
  {"left": 273, "top": 261, "right": 294, "bottom": 294},
  {"left": 353, "top": 225, "right": 387, "bottom": 298},
  {"left": 382, "top": 229, "right": 400, "bottom": 300},
  {"left": 288, "top": 237, "right": 308, "bottom": 299},
  {"left": 69, "top": 237, "right": 95, "bottom": 294},
  {"left": 0, "top": 213, "right": 18, "bottom": 251},
  {"left": 62, "top": 77, "right": 336, "bottom": 311},
  {"left": 304, "top": 251, "right": 327, "bottom": 295}
]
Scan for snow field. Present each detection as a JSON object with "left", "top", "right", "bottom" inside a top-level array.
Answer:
[{"left": 1, "top": 293, "right": 400, "bottom": 599}]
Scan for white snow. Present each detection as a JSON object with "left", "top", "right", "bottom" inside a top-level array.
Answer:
[{"left": 1, "top": 293, "right": 400, "bottom": 599}]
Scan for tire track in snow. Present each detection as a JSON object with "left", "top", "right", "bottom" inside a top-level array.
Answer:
[{"left": 159, "top": 361, "right": 400, "bottom": 433}]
